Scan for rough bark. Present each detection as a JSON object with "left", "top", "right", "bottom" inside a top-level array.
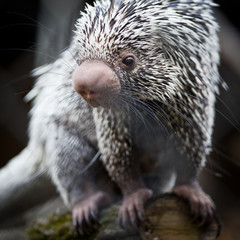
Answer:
[{"left": 25, "top": 194, "right": 221, "bottom": 240}]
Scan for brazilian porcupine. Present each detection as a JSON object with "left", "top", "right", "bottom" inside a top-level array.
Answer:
[{"left": 0, "top": 0, "right": 221, "bottom": 234}]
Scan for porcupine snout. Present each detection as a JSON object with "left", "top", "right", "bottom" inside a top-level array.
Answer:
[{"left": 73, "top": 60, "right": 120, "bottom": 108}]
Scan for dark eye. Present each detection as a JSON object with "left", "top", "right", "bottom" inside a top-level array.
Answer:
[{"left": 122, "top": 56, "right": 135, "bottom": 67}]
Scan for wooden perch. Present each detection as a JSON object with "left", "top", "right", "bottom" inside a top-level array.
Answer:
[
  {"left": 139, "top": 194, "right": 220, "bottom": 240},
  {"left": 25, "top": 194, "right": 221, "bottom": 240}
]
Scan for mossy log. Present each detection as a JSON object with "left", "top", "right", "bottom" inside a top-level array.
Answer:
[{"left": 25, "top": 194, "right": 221, "bottom": 240}]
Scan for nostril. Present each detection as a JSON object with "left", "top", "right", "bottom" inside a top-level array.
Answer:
[
  {"left": 88, "top": 90, "right": 96, "bottom": 96},
  {"left": 80, "top": 89, "right": 97, "bottom": 100},
  {"left": 85, "top": 90, "right": 95, "bottom": 99},
  {"left": 79, "top": 89, "right": 86, "bottom": 96}
]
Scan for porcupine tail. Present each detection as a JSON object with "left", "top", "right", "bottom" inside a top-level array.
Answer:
[{"left": 0, "top": 143, "right": 47, "bottom": 220}]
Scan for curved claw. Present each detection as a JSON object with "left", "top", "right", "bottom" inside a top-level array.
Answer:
[
  {"left": 72, "top": 191, "right": 112, "bottom": 235},
  {"left": 197, "top": 202, "right": 215, "bottom": 227},
  {"left": 118, "top": 188, "right": 153, "bottom": 231},
  {"left": 90, "top": 209, "right": 99, "bottom": 223},
  {"left": 173, "top": 184, "right": 216, "bottom": 227},
  {"left": 73, "top": 206, "right": 95, "bottom": 235}
]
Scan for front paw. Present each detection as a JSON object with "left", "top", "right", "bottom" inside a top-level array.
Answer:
[
  {"left": 117, "top": 188, "right": 153, "bottom": 230},
  {"left": 173, "top": 184, "right": 215, "bottom": 227},
  {"left": 72, "top": 191, "right": 112, "bottom": 235}
]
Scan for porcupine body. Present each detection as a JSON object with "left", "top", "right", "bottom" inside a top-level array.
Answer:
[{"left": 0, "top": 0, "right": 221, "bottom": 233}]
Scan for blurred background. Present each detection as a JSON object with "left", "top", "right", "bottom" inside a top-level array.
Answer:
[{"left": 0, "top": 0, "right": 239, "bottom": 239}]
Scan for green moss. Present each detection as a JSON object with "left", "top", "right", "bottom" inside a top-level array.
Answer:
[
  {"left": 100, "top": 205, "right": 118, "bottom": 228},
  {"left": 25, "top": 205, "right": 136, "bottom": 240},
  {"left": 25, "top": 213, "right": 99, "bottom": 240}
]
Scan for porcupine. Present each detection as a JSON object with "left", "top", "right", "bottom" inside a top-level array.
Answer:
[{"left": 0, "top": 0, "right": 221, "bottom": 234}]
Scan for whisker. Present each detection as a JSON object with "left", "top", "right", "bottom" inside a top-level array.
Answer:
[
  {"left": 114, "top": 94, "right": 152, "bottom": 133},
  {"left": 0, "top": 72, "right": 33, "bottom": 89},
  {"left": 14, "top": 90, "right": 32, "bottom": 96},
  {"left": 67, "top": 49, "right": 79, "bottom": 65},
  {"left": 215, "top": 108, "right": 240, "bottom": 132},
  {"left": 6, "top": 11, "right": 55, "bottom": 34},
  {"left": 41, "top": 71, "right": 71, "bottom": 78},
  {"left": 0, "top": 48, "right": 74, "bottom": 71},
  {"left": 1, "top": 23, "right": 46, "bottom": 30},
  {"left": 80, "top": 151, "right": 101, "bottom": 174},
  {"left": 120, "top": 85, "right": 190, "bottom": 134},
  {"left": 124, "top": 98, "right": 154, "bottom": 134},
  {"left": 132, "top": 99, "right": 170, "bottom": 135},
  {"left": 176, "top": 90, "right": 240, "bottom": 133},
  {"left": 216, "top": 95, "right": 240, "bottom": 128},
  {"left": 118, "top": 88, "right": 172, "bottom": 136}
]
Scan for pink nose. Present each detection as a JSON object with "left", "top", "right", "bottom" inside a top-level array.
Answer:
[{"left": 72, "top": 60, "right": 120, "bottom": 107}]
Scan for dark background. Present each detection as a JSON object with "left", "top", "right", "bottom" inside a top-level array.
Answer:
[{"left": 0, "top": 1, "right": 239, "bottom": 239}]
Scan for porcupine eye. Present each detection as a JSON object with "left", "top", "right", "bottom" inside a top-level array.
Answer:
[
  {"left": 122, "top": 56, "right": 135, "bottom": 66},
  {"left": 122, "top": 54, "right": 136, "bottom": 68}
]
